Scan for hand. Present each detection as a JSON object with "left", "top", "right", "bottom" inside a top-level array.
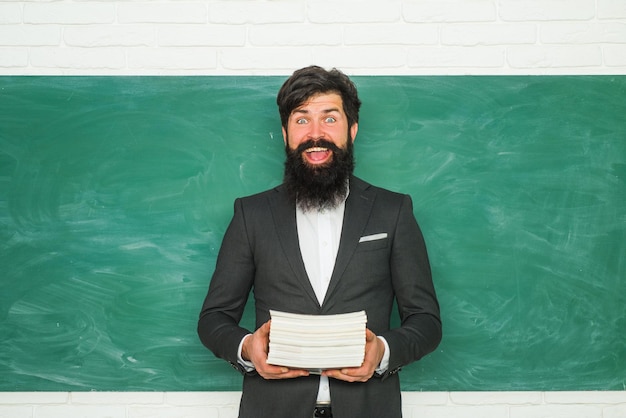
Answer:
[
  {"left": 241, "top": 320, "right": 310, "bottom": 380},
  {"left": 322, "top": 328, "right": 385, "bottom": 383}
]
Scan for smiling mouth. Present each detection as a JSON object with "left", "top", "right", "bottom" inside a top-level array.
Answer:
[{"left": 304, "top": 147, "right": 332, "bottom": 164}]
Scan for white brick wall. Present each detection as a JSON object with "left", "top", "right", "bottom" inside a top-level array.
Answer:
[
  {"left": 1, "top": 0, "right": 624, "bottom": 414},
  {"left": 0, "top": 392, "right": 625, "bottom": 418},
  {"left": 0, "top": 0, "right": 624, "bottom": 74}
]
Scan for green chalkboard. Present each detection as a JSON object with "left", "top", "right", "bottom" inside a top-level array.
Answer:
[{"left": 1, "top": 76, "right": 624, "bottom": 391}]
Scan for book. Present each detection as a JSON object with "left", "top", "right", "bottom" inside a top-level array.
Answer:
[{"left": 266, "top": 310, "right": 367, "bottom": 370}]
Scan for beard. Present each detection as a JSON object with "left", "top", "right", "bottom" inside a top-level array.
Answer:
[{"left": 283, "top": 137, "right": 355, "bottom": 212}]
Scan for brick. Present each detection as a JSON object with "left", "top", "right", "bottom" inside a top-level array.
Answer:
[
  {"left": 127, "top": 47, "right": 218, "bottom": 70},
  {"left": 220, "top": 47, "right": 311, "bottom": 71},
  {"left": 165, "top": 391, "right": 240, "bottom": 407},
  {"left": 442, "top": 23, "right": 536, "bottom": 46},
  {"left": 37, "top": 405, "right": 126, "bottom": 418},
  {"left": 510, "top": 405, "right": 602, "bottom": 418},
  {"left": 604, "top": 404, "right": 626, "bottom": 418},
  {"left": 159, "top": 25, "right": 246, "bottom": 47},
  {"left": 308, "top": 1, "right": 401, "bottom": 24},
  {"left": 507, "top": 45, "right": 602, "bottom": 68},
  {"left": 0, "top": 3, "right": 21, "bottom": 24},
  {"left": 0, "top": 406, "right": 32, "bottom": 418},
  {"left": 0, "top": 392, "right": 68, "bottom": 404},
  {"left": 216, "top": 405, "right": 239, "bottom": 418},
  {"left": 402, "top": 391, "right": 449, "bottom": 406},
  {"left": 70, "top": 392, "right": 164, "bottom": 405},
  {"left": 30, "top": 47, "right": 126, "bottom": 70},
  {"left": 499, "top": 0, "right": 595, "bottom": 21},
  {"left": 64, "top": 26, "right": 155, "bottom": 47},
  {"left": 605, "top": 44, "right": 626, "bottom": 66},
  {"left": 545, "top": 391, "right": 626, "bottom": 404},
  {"left": 249, "top": 24, "right": 342, "bottom": 47},
  {"left": 598, "top": 0, "right": 626, "bottom": 19},
  {"left": 540, "top": 22, "right": 626, "bottom": 44},
  {"left": 0, "top": 48, "right": 28, "bottom": 70},
  {"left": 0, "top": 25, "right": 61, "bottom": 46},
  {"left": 312, "top": 46, "right": 407, "bottom": 69},
  {"left": 408, "top": 46, "right": 505, "bottom": 68},
  {"left": 408, "top": 405, "right": 508, "bottom": 418},
  {"left": 344, "top": 23, "right": 438, "bottom": 46},
  {"left": 128, "top": 406, "right": 219, "bottom": 418},
  {"left": 23, "top": 3, "right": 114, "bottom": 25},
  {"left": 117, "top": 3, "right": 207, "bottom": 24},
  {"left": 403, "top": 0, "right": 496, "bottom": 23},
  {"left": 450, "top": 391, "right": 543, "bottom": 405},
  {"left": 209, "top": 1, "right": 304, "bottom": 24}
]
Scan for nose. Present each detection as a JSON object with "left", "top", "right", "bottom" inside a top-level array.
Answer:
[{"left": 307, "top": 119, "right": 325, "bottom": 140}]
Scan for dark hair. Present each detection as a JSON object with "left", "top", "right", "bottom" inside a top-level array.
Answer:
[{"left": 276, "top": 65, "right": 361, "bottom": 130}]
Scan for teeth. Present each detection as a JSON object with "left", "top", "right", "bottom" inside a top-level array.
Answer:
[{"left": 306, "top": 147, "right": 328, "bottom": 153}]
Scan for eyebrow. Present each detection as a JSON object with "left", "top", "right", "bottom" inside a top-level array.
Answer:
[{"left": 291, "top": 107, "right": 341, "bottom": 116}]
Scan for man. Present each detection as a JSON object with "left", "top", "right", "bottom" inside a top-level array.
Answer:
[{"left": 198, "top": 66, "right": 441, "bottom": 418}]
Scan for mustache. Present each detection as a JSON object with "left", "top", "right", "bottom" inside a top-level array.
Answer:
[{"left": 294, "top": 138, "right": 342, "bottom": 155}]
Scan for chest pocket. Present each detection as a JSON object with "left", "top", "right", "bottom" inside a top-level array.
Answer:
[{"left": 356, "top": 233, "right": 388, "bottom": 252}]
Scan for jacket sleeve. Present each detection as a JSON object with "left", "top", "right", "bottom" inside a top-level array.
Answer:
[
  {"left": 379, "top": 194, "right": 442, "bottom": 379},
  {"left": 197, "top": 198, "right": 256, "bottom": 374}
]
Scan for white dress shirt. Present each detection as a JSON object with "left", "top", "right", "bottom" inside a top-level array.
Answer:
[{"left": 296, "top": 201, "right": 345, "bottom": 402}]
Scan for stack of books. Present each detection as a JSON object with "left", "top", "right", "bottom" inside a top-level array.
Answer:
[{"left": 266, "top": 310, "right": 367, "bottom": 371}]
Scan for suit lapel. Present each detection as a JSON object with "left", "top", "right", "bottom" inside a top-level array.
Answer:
[
  {"left": 323, "top": 177, "right": 375, "bottom": 308},
  {"left": 268, "top": 185, "right": 320, "bottom": 307}
]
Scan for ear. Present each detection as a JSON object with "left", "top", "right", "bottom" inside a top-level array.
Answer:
[
  {"left": 282, "top": 127, "right": 288, "bottom": 145},
  {"left": 350, "top": 122, "right": 358, "bottom": 143}
]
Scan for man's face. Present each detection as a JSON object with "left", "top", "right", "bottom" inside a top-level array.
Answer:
[
  {"left": 282, "top": 92, "right": 358, "bottom": 211},
  {"left": 282, "top": 92, "right": 358, "bottom": 166}
]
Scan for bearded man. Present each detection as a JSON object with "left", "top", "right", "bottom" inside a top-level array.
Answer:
[{"left": 198, "top": 66, "right": 442, "bottom": 418}]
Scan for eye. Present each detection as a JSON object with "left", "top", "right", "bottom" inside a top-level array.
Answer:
[
  {"left": 324, "top": 116, "right": 336, "bottom": 123},
  {"left": 295, "top": 118, "right": 308, "bottom": 125}
]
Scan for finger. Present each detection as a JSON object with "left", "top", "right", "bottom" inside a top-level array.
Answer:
[
  {"left": 259, "top": 321, "right": 271, "bottom": 336},
  {"left": 260, "top": 366, "right": 309, "bottom": 380},
  {"left": 324, "top": 366, "right": 374, "bottom": 382},
  {"left": 323, "top": 368, "right": 361, "bottom": 382}
]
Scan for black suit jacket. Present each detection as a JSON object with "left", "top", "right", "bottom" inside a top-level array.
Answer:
[{"left": 198, "top": 176, "right": 441, "bottom": 418}]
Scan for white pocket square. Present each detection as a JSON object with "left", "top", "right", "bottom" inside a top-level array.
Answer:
[{"left": 359, "top": 233, "right": 388, "bottom": 243}]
